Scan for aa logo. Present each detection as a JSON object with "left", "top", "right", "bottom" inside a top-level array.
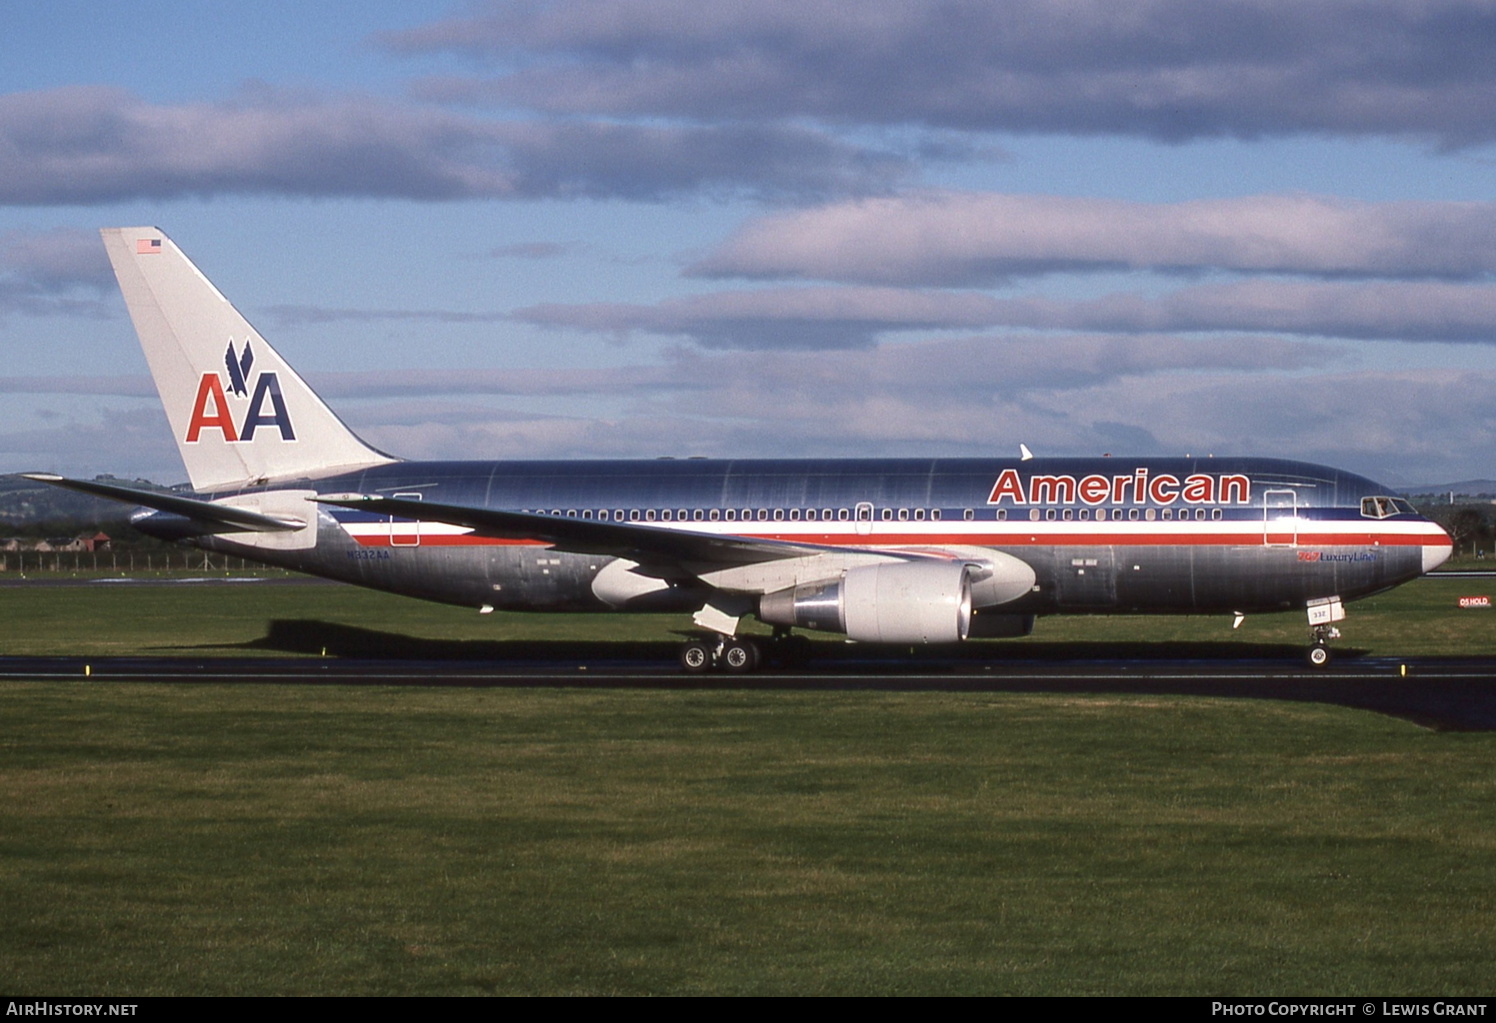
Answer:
[{"left": 185, "top": 340, "right": 296, "bottom": 443}]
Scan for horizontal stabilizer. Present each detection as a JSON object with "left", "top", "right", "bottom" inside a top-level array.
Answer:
[{"left": 21, "top": 474, "right": 305, "bottom": 533}]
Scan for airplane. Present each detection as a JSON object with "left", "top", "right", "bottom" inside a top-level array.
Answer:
[{"left": 24, "top": 228, "right": 1453, "bottom": 671}]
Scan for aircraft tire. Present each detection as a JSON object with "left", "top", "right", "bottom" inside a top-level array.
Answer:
[
  {"left": 680, "top": 639, "right": 714, "bottom": 673},
  {"left": 721, "top": 638, "right": 761, "bottom": 674},
  {"left": 1307, "top": 642, "right": 1331, "bottom": 668}
]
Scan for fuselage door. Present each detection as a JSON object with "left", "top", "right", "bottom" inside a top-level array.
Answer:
[
  {"left": 855, "top": 502, "right": 873, "bottom": 536},
  {"left": 389, "top": 491, "right": 423, "bottom": 547},
  {"left": 1263, "top": 489, "right": 1297, "bottom": 547}
]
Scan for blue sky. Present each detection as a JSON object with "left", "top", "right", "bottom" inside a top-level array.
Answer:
[{"left": 4, "top": 0, "right": 1496, "bottom": 487}]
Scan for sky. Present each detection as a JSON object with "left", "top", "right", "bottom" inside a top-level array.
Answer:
[{"left": 3, "top": 0, "right": 1496, "bottom": 488}]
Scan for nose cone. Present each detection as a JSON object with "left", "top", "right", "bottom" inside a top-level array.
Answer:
[{"left": 1422, "top": 523, "right": 1454, "bottom": 574}]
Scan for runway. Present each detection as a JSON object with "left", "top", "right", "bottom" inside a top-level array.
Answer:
[{"left": 5, "top": 650, "right": 1496, "bottom": 731}]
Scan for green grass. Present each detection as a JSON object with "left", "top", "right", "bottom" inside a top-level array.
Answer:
[
  {"left": 2, "top": 576, "right": 1495, "bottom": 994},
  {"left": 3, "top": 684, "right": 1496, "bottom": 995},
  {"left": 1, "top": 572, "right": 1491, "bottom": 658}
]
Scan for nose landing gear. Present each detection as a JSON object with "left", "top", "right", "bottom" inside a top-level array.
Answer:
[
  {"left": 1307, "top": 629, "right": 1338, "bottom": 668},
  {"left": 1305, "top": 596, "right": 1346, "bottom": 668}
]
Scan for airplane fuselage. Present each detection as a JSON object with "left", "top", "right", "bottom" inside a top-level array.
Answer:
[{"left": 141, "top": 455, "right": 1448, "bottom": 624}]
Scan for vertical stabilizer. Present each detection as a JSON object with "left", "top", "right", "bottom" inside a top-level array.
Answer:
[{"left": 101, "top": 227, "right": 396, "bottom": 491}]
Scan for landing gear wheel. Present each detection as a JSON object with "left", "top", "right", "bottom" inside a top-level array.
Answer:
[
  {"left": 680, "top": 639, "right": 714, "bottom": 674},
  {"left": 721, "top": 637, "right": 761, "bottom": 674},
  {"left": 1307, "top": 642, "right": 1331, "bottom": 668}
]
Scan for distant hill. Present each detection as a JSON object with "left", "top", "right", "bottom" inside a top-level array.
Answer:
[{"left": 1404, "top": 480, "right": 1496, "bottom": 499}]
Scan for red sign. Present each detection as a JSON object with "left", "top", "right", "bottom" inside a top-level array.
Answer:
[{"left": 1459, "top": 596, "right": 1491, "bottom": 608}]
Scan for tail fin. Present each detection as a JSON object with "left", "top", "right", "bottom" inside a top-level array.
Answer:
[{"left": 101, "top": 227, "right": 395, "bottom": 492}]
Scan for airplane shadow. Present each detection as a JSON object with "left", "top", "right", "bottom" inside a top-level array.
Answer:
[{"left": 173, "top": 618, "right": 1496, "bottom": 733}]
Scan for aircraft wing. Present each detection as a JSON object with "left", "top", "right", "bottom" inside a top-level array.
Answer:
[
  {"left": 22, "top": 473, "right": 305, "bottom": 533},
  {"left": 315, "top": 494, "right": 1036, "bottom": 608},
  {"left": 315, "top": 493, "right": 863, "bottom": 565}
]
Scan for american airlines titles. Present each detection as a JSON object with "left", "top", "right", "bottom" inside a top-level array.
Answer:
[{"left": 987, "top": 468, "right": 1251, "bottom": 507}]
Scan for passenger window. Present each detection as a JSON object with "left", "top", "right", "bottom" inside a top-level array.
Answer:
[
  {"left": 1029, "top": 509, "right": 1040, "bottom": 522},
  {"left": 1212, "top": 508, "right": 1222, "bottom": 520},
  {"left": 964, "top": 509, "right": 974, "bottom": 521}
]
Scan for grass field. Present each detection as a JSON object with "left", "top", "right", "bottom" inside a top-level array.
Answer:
[
  {"left": 2, "top": 575, "right": 1495, "bottom": 995},
  {"left": 0, "top": 570, "right": 1492, "bottom": 659}
]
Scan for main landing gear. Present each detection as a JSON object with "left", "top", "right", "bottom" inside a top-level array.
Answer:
[
  {"left": 679, "top": 635, "right": 762, "bottom": 674},
  {"left": 679, "top": 629, "right": 813, "bottom": 674}
]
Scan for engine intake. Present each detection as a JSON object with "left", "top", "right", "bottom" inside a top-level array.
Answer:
[{"left": 759, "top": 561, "right": 973, "bottom": 644}]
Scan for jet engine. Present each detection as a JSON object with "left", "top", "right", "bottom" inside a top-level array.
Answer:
[{"left": 759, "top": 561, "right": 973, "bottom": 644}]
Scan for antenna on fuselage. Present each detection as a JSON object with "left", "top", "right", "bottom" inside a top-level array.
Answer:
[{"left": 1019, "top": 444, "right": 1034, "bottom": 461}]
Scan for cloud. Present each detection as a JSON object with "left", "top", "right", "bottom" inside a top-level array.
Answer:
[
  {"left": 385, "top": 0, "right": 1496, "bottom": 147},
  {"left": 488, "top": 242, "right": 575, "bottom": 260},
  {"left": 334, "top": 348, "right": 1496, "bottom": 483},
  {"left": 0, "top": 86, "right": 905, "bottom": 206},
  {"left": 0, "top": 228, "right": 114, "bottom": 318},
  {"left": 261, "top": 305, "right": 513, "bottom": 328},
  {"left": 514, "top": 279, "right": 1496, "bottom": 348},
  {"left": 0, "top": 375, "right": 155, "bottom": 398},
  {"left": 7, "top": 338, "right": 1489, "bottom": 484},
  {"left": 997, "top": 280, "right": 1496, "bottom": 342},
  {"left": 514, "top": 286, "right": 1013, "bottom": 348},
  {"left": 0, "top": 406, "right": 177, "bottom": 479},
  {"left": 692, "top": 193, "right": 1496, "bottom": 285}
]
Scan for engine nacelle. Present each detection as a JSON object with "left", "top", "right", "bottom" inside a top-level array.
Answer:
[{"left": 759, "top": 561, "right": 973, "bottom": 644}]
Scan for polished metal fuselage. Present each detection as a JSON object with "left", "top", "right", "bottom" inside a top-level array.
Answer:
[{"left": 137, "top": 455, "right": 1451, "bottom": 622}]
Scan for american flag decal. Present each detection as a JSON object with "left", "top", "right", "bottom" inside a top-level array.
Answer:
[{"left": 136, "top": 239, "right": 161, "bottom": 254}]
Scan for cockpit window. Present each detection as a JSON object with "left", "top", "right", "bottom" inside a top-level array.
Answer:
[{"left": 1361, "top": 496, "right": 1414, "bottom": 518}]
